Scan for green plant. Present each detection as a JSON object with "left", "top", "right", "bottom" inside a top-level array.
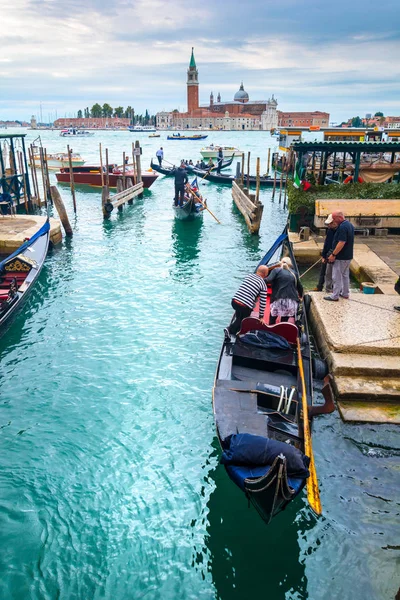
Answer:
[{"left": 287, "top": 181, "right": 400, "bottom": 215}]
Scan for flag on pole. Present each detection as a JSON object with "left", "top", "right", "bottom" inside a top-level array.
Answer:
[{"left": 293, "top": 162, "right": 302, "bottom": 189}]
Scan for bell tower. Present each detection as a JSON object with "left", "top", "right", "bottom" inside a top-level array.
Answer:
[{"left": 187, "top": 47, "right": 199, "bottom": 114}]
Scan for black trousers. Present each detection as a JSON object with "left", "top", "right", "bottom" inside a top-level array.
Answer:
[
  {"left": 316, "top": 261, "right": 327, "bottom": 291},
  {"left": 217, "top": 158, "right": 223, "bottom": 173},
  {"left": 157, "top": 156, "right": 162, "bottom": 166},
  {"left": 228, "top": 300, "right": 252, "bottom": 335},
  {"left": 174, "top": 184, "right": 185, "bottom": 206}
]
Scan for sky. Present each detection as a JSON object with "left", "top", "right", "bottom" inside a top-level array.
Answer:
[{"left": 1, "top": 0, "right": 400, "bottom": 123}]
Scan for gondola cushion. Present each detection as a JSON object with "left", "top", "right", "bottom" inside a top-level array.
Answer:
[
  {"left": 226, "top": 464, "right": 305, "bottom": 494},
  {"left": 221, "top": 433, "right": 310, "bottom": 478}
]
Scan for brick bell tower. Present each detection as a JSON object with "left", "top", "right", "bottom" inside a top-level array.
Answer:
[{"left": 187, "top": 47, "right": 199, "bottom": 114}]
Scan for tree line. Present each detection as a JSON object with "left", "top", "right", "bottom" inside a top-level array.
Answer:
[{"left": 76, "top": 105, "right": 155, "bottom": 124}]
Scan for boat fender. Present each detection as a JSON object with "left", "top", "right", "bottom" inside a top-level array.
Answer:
[
  {"left": 344, "top": 175, "right": 363, "bottom": 184},
  {"left": 312, "top": 356, "right": 329, "bottom": 380},
  {"left": 303, "top": 293, "right": 312, "bottom": 315},
  {"left": 104, "top": 201, "right": 114, "bottom": 214}
]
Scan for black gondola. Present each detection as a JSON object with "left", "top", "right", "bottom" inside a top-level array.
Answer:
[
  {"left": 0, "top": 219, "right": 50, "bottom": 332},
  {"left": 173, "top": 182, "right": 205, "bottom": 221},
  {"left": 212, "top": 229, "right": 327, "bottom": 524},
  {"left": 150, "top": 156, "right": 233, "bottom": 176},
  {"left": 189, "top": 167, "right": 285, "bottom": 187}
]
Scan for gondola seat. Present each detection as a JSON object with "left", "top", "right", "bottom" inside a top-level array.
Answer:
[{"left": 239, "top": 317, "right": 298, "bottom": 345}]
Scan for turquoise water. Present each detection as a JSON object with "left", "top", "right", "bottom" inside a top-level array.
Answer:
[{"left": 0, "top": 130, "right": 399, "bottom": 600}]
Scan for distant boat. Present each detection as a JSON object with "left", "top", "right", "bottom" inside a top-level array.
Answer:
[
  {"left": 200, "top": 145, "right": 243, "bottom": 159},
  {"left": 0, "top": 219, "right": 50, "bottom": 333},
  {"left": 129, "top": 125, "right": 157, "bottom": 133},
  {"left": 59, "top": 128, "right": 94, "bottom": 137},
  {"left": 167, "top": 133, "right": 208, "bottom": 141},
  {"left": 149, "top": 133, "right": 160, "bottom": 138}
]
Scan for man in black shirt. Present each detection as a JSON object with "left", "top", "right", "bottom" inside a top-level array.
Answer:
[
  {"left": 324, "top": 211, "right": 355, "bottom": 301},
  {"left": 174, "top": 162, "right": 188, "bottom": 207},
  {"left": 216, "top": 147, "right": 224, "bottom": 173}
]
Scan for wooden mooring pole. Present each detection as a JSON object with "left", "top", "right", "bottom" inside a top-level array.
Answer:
[
  {"left": 272, "top": 169, "right": 277, "bottom": 201},
  {"left": 256, "top": 157, "right": 260, "bottom": 204},
  {"left": 67, "top": 145, "right": 77, "bottom": 213},
  {"left": 278, "top": 167, "right": 284, "bottom": 203},
  {"left": 44, "top": 149, "right": 52, "bottom": 204},
  {"left": 266, "top": 148, "right": 271, "bottom": 177},
  {"left": 51, "top": 185, "right": 73, "bottom": 237},
  {"left": 241, "top": 154, "right": 245, "bottom": 185},
  {"left": 17, "top": 152, "right": 29, "bottom": 213},
  {"left": 246, "top": 151, "right": 250, "bottom": 189},
  {"left": 135, "top": 140, "right": 143, "bottom": 197},
  {"left": 28, "top": 146, "right": 40, "bottom": 205},
  {"left": 39, "top": 147, "right": 48, "bottom": 203}
]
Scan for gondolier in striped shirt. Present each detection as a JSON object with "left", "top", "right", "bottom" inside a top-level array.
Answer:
[{"left": 225, "top": 266, "right": 269, "bottom": 339}]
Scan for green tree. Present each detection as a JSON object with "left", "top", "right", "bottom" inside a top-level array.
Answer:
[
  {"left": 144, "top": 109, "right": 150, "bottom": 124},
  {"left": 84, "top": 107, "right": 90, "bottom": 118},
  {"left": 124, "top": 106, "right": 134, "bottom": 123},
  {"left": 91, "top": 103, "right": 102, "bottom": 118},
  {"left": 77, "top": 109, "right": 83, "bottom": 119},
  {"left": 114, "top": 106, "right": 124, "bottom": 118},
  {"left": 351, "top": 116, "right": 363, "bottom": 127},
  {"left": 374, "top": 111, "right": 384, "bottom": 117},
  {"left": 102, "top": 103, "right": 113, "bottom": 118}
]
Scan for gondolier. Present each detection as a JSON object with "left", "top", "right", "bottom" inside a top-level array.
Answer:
[
  {"left": 224, "top": 266, "right": 269, "bottom": 339},
  {"left": 156, "top": 147, "right": 164, "bottom": 166},
  {"left": 174, "top": 162, "right": 188, "bottom": 207},
  {"left": 217, "top": 147, "right": 224, "bottom": 174}
]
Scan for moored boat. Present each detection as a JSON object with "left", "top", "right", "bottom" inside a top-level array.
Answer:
[
  {"left": 55, "top": 165, "right": 159, "bottom": 189},
  {"left": 0, "top": 219, "right": 50, "bottom": 333},
  {"left": 167, "top": 133, "right": 208, "bottom": 141},
  {"left": 188, "top": 166, "right": 284, "bottom": 187},
  {"left": 213, "top": 229, "right": 331, "bottom": 524},
  {"left": 30, "top": 148, "right": 85, "bottom": 170},
  {"left": 150, "top": 155, "right": 233, "bottom": 176},
  {"left": 200, "top": 145, "right": 243, "bottom": 159},
  {"left": 149, "top": 134, "right": 161, "bottom": 138},
  {"left": 129, "top": 125, "right": 157, "bottom": 133}
]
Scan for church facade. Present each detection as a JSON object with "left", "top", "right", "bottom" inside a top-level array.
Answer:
[{"left": 156, "top": 49, "right": 278, "bottom": 131}]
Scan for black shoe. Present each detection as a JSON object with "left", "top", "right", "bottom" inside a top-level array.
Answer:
[
  {"left": 394, "top": 306, "right": 400, "bottom": 312},
  {"left": 324, "top": 296, "right": 339, "bottom": 302}
]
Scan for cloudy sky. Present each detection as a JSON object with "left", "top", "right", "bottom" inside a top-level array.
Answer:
[{"left": 1, "top": 0, "right": 399, "bottom": 122}]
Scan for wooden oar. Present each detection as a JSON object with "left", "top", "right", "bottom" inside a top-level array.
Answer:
[
  {"left": 299, "top": 258, "right": 322, "bottom": 279},
  {"left": 296, "top": 336, "right": 322, "bottom": 515},
  {"left": 185, "top": 184, "right": 221, "bottom": 224}
]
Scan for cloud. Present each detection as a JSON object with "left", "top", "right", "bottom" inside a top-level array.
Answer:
[{"left": 1, "top": 0, "right": 399, "bottom": 121}]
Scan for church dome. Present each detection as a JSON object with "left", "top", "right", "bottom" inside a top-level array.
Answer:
[{"left": 234, "top": 82, "right": 249, "bottom": 102}]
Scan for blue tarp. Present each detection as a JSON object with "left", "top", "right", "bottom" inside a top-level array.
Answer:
[{"left": 239, "top": 329, "right": 291, "bottom": 350}]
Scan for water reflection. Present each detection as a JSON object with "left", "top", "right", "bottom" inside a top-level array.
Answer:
[
  {"left": 171, "top": 217, "right": 203, "bottom": 280},
  {"left": 205, "top": 455, "right": 307, "bottom": 599},
  {"left": 230, "top": 202, "right": 261, "bottom": 258}
]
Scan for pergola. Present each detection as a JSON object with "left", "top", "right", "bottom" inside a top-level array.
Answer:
[
  {"left": 292, "top": 140, "right": 400, "bottom": 185},
  {"left": 0, "top": 133, "right": 32, "bottom": 211}
]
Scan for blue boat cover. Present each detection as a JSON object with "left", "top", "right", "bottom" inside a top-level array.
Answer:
[
  {"left": 221, "top": 433, "right": 310, "bottom": 478},
  {"left": 226, "top": 464, "right": 305, "bottom": 494},
  {"left": 239, "top": 329, "right": 291, "bottom": 350}
]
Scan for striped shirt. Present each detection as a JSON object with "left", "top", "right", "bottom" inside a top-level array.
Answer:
[{"left": 233, "top": 274, "right": 267, "bottom": 318}]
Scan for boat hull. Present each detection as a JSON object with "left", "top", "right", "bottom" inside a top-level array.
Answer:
[
  {"left": 32, "top": 157, "right": 85, "bottom": 170},
  {"left": 189, "top": 167, "right": 284, "bottom": 187},
  {"left": 201, "top": 148, "right": 243, "bottom": 159},
  {"left": 167, "top": 135, "right": 208, "bottom": 140},
  {"left": 55, "top": 168, "right": 158, "bottom": 189}
]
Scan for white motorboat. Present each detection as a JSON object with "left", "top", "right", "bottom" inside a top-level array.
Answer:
[
  {"left": 200, "top": 145, "right": 243, "bottom": 159},
  {"left": 59, "top": 128, "right": 94, "bottom": 137},
  {"left": 30, "top": 148, "right": 85, "bottom": 170},
  {"left": 129, "top": 125, "right": 157, "bottom": 133}
]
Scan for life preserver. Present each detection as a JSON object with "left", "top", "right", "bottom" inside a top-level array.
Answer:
[{"left": 344, "top": 175, "right": 363, "bottom": 184}]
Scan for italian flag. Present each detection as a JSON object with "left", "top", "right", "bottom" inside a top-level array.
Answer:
[{"left": 293, "top": 162, "right": 302, "bottom": 189}]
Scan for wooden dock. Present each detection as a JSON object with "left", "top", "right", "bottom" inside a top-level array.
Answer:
[
  {"left": 0, "top": 215, "right": 62, "bottom": 252},
  {"left": 232, "top": 181, "right": 263, "bottom": 234}
]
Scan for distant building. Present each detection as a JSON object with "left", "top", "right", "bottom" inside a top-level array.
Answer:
[
  {"left": 277, "top": 111, "right": 330, "bottom": 128},
  {"left": 385, "top": 116, "right": 400, "bottom": 129},
  {"left": 31, "top": 116, "right": 37, "bottom": 129},
  {"left": 53, "top": 117, "right": 130, "bottom": 129},
  {"left": 156, "top": 49, "right": 278, "bottom": 131}
]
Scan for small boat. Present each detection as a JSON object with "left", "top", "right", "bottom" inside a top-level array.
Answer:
[
  {"left": 167, "top": 133, "right": 208, "bottom": 141},
  {"left": 150, "top": 155, "right": 233, "bottom": 176},
  {"left": 59, "top": 128, "right": 94, "bottom": 137},
  {"left": 149, "top": 134, "right": 160, "bottom": 138},
  {"left": 129, "top": 125, "right": 157, "bottom": 133},
  {"left": 30, "top": 148, "right": 85, "bottom": 170},
  {"left": 200, "top": 146, "right": 243, "bottom": 159},
  {"left": 56, "top": 165, "right": 159, "bottom": 189},
  {"left": 188, "top": 166, "right": 284, "bottom": 187},
  {"left": 0, "top": 219, "right": 50, "bottom": 332},
  {"left": 173, "top": 179, "right": 205, "bottom": 220},
  {"left": 213, "top": 229, "right": 332, "bottom": 525}
]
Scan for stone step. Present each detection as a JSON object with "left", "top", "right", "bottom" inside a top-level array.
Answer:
[
  {"left": 330, "top": 353, "right": 400, "bottom": 378},
  {"left": 334, "top": 375, "right": 400, "bottom": 401},
  {"left": 338, "top": 401, "right": 400, "bottom": 424}
]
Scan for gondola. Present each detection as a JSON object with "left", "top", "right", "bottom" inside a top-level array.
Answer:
[
  {"left": 213, "top": 229, "right": 331, "bottom": 525},
  {"left": 167, "top": 134, "right": 208, "bottom": 140},
  {"left": 173, "top": 180, "right": 205, "bottom": 221},
  {"left": 0, "top": 219, "right": 50, "bottom": 332},
  {"left": 189, "top": 167, "right": 285, "bottom": 187},
  {"left": 150, "top": 156, "right": 233, "bottom": 176}
]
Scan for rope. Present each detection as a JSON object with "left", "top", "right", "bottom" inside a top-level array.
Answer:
[{"left": 346, "top": 296, "right": 400, "bottom": 314}]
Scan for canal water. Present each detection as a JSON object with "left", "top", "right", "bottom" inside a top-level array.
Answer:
[{"left": 0, "top": 130, "right": 399, "bottom": 600}]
